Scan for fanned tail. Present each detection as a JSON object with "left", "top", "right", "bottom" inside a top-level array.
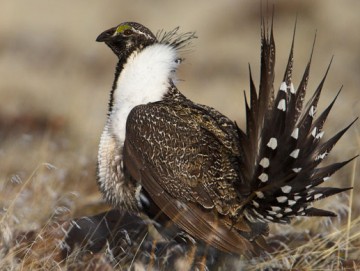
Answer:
[{"left": 239, "top": 17, "right": 357, "bottom": 224}]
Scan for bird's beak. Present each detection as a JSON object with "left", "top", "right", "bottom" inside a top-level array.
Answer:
[{"left": 96, "top": 27, "right": 117, "bottom": 42}]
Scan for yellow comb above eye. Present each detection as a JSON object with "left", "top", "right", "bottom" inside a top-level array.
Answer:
[{"left": 116, "top": 24, "right": 131, "bottom": 34}]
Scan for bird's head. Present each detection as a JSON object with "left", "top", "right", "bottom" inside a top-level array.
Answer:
[
  {"left": 97, "top": 22, "right": 197, "bottom": 61},
  {"left": 96, "top": 22, "right": 157, "bottom": 59}
]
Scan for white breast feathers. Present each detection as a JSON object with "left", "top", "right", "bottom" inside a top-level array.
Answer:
[{"left": 110, "top": 44, "right": 179, "bottom": 143}]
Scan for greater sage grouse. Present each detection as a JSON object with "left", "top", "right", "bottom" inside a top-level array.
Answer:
[{"left": 96, "top": 20, "right": 356, "bottom": 256}]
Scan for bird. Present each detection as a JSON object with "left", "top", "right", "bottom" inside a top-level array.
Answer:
[{"left": 95, "top": 18, "right": 357, "bottom": 256}]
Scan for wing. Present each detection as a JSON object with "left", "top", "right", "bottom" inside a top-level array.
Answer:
[
  {"left": 125, "top": 101, "right": 246, "bottom": 213},
  {"left": 122, "top": 101, "right": 256, "bottom": 254}
]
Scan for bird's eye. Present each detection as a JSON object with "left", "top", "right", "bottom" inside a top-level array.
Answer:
[{"left": 123, "top": 29, "right": 134, "bottom": 36}]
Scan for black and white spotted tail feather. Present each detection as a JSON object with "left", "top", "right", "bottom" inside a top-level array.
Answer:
[{"left": 238, "top": 20, "right": 357, "bottom": 224}]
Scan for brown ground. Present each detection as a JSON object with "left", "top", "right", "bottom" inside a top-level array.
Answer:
[{"left": 0, "top": 1, "right": 359, "bottom": 270}]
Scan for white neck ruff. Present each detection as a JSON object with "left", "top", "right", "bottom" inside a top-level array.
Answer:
[{"left": 109, "top": 43, "right": 178, "bottom": 143}]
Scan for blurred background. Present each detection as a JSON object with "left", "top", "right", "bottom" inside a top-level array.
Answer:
[{"left": 0, "top": 0, "right": 359, "bottom": 231}]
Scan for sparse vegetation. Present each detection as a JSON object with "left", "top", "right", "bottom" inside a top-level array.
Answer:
[{"left": 1, "top": 1, "right": 359, "bottom": 270}]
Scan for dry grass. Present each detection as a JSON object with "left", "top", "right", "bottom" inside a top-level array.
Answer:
[
  {"left": 1, "top": 163, "right": 359, "bottom": 270},
  {"left": 1, "top": 1, "right": 359, "bottom": 270}
]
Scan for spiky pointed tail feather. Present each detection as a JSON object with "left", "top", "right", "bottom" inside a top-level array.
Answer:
[{"left": 239, "top": 18, "right": 357, "bottom": 224}]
